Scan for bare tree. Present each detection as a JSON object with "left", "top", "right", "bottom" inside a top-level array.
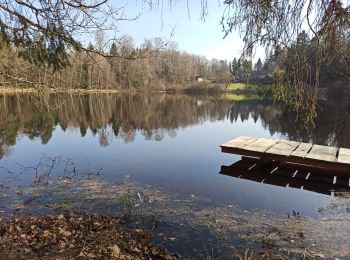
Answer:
[{"left": 0, "top": 1, "right": 172, "bottom": 71}]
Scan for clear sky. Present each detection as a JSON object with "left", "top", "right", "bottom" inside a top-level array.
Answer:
[{"left": 109, "top": 1, "right": 263, "bottom": 62}]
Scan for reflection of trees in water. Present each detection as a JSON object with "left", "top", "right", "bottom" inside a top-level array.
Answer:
[
  {"left": 228, "top": 99, "right": 350, "bottom": 148},
  {"left": 0, "top": 94, "right": 231, "bottom": 156},
  {"left": 1, "top": 93, "right": 350, "bottom": 159},
  {"left": 97, "top": 128, "right": 113, "bottom": 147}
]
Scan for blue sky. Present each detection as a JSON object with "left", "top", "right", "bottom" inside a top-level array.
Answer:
[{"left": 110, "top": 1, "right": 260, "bottom": 61}]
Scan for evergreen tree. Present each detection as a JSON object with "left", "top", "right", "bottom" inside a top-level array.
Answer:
[{"left": 254, "top": 58, "right": 263, "bottom": 72}]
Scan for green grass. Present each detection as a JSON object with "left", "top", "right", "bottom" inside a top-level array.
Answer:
[{"left": 224, "top": 83, "right": 258, "bottom": 91}]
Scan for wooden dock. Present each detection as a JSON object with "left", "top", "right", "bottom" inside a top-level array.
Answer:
[{"left": 221, "top": 136, "right": 350, "bottom": 176}]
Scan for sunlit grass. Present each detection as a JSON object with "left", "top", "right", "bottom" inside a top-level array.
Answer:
[{"left": 224, "top": 83, "right": 258, "bottom": 91}]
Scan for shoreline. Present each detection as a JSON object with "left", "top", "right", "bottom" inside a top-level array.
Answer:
[
  {"left": 0, "top": 87, "right": 121, "bottom": 94},
  {"left": 0, "top": 87, "right": 257, "bottom": 96},
  {"left": 1, "top": 176, "right": 348, "bottom": 259}
]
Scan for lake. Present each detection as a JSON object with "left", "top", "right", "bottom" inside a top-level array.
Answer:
[{"left": 1, "top": 93, "right": 349, "bottom": 219}]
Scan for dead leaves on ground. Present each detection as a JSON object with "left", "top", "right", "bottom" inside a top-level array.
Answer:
[{"left": 0, "top": 214, "right": 181, "bottom": 259}]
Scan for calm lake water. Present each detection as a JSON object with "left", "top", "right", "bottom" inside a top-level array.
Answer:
[{"left": 0, "top": 93, "right": 350, "bottom": 218}]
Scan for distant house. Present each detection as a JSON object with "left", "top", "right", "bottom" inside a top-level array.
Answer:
[{"left": 195, "top": 76, "right": 204, "bottom": 82}]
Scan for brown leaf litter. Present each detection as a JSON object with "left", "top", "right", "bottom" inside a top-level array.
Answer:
[{"left": 0, "top": 214, "right": 181, "bottom": 259}]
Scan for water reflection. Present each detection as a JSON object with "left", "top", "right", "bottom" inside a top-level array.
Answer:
[
  {"left": 221, "top": 159, "right": 350, "bottom": 197},
  {"left": 1, "top": 93, "right": 350, "bottom": 160},
  {"left": 0, "top": 94, "right": 231, "bottom": 158},
  {"left": 1, "top": 93, "right": 350, "bottom": 217}
]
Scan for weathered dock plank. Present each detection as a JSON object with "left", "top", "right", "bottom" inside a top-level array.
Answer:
[
  {"left": 221, "top": 136, "right": 258, "bottom": 149},
  {"left": 290, "top": 143, "right": 313, "bottom": 158},
  {"left": 306, "top": 145, "right": 338, "bottom": 162},
  {"left": 243, "top": 138, "right": 279, "bottom": 153},
  {"left": 266, "top": 140, "right": 300, "bottom": 156},
  {"left": 338, "top": 148, "right": 350, "bottom": 164}
]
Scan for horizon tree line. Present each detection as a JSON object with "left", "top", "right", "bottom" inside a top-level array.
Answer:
[{"left": 0, "top": 30, "right": 235, "bottom": 90}]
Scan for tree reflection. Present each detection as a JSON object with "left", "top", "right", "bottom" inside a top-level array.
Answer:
[
  {"left": 0, "top": 93, "right": 350, "bottom": 160},
  {"left": 0, "top": 94, "right": 231, "bottom": 155}
]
